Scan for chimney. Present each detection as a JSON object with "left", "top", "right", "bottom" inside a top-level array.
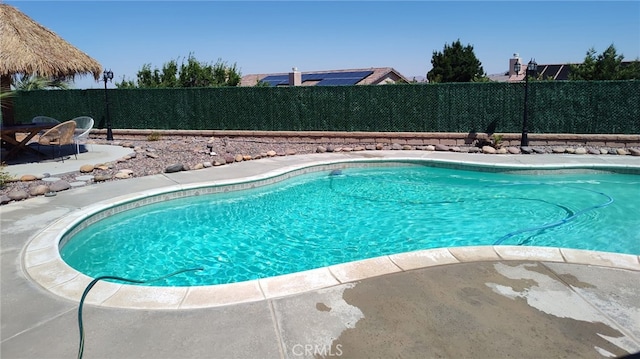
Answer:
[
  {"left": 289, "top": 67, "right": 301, "bottom": 86},
  {"left": 509, "top": 53, "right": 521, "bottom": 77}
]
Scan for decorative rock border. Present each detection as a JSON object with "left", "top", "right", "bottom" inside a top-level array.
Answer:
[{"left": 2, "top": 135, "right": 639, "bottom": 205}]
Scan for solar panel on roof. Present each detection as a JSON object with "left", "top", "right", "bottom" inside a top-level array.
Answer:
[
  {"left": 261, "top": 70, "right": 375, "bottom": 86},
  {"left": 260, "top": 75, "right": 289, "bottom": 86},
  {"left": 261, "top": 75, "right": 287, "bottom": 80},
  {"left": 262, "top": 80, "right": 284, "bottom": 86},
  {"left": 316, "top": 78, "right": 362, "bottom": 86},
  {"left": 320, "top": 73, "right": 340, "bottom": 79},
  {"left": 301, "top": 75, "right": 321, "bottom": 82},
  {"left": 545, "top": 65, "right": 561, "bottom": 78},
  {"left": 324, "top": 71, "right": 370, "bottom": 78},
  {"left": 557, "top": 66, "right": 570, "bottom": 80}
]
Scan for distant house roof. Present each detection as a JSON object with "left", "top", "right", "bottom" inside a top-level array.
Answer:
[
  {"left": 487, "top": 73, "right": 510, "bottom": 82},
  {"left": 240, "top": 67, "right": 410, "bottom": 87},
  {"left": 507, "top": 63, "right": 573, "bottom": 82},
  {"left": 537, "top": 64, "right": 572, "bottom": 80},
  {"left": 505, "top": 58, "right": 637, "bottom": 82}
]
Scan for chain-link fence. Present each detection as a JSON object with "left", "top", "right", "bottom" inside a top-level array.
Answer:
[{"left": 13, "top": 80, "right": 640, "bottom": 134}]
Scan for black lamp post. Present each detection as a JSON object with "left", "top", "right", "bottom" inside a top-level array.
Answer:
[
  {"left": 515, "top": 59, "right": 537, "bottom": 147},
  {"left": 102, "top": 69, "right": 114, "bottom": 141}
]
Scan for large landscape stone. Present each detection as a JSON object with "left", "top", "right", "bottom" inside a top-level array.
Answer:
[
  {"left": 7, "top": 190, "right": 29, "bottom": 201},
  {"left": 165, "top": 163, "right": 184, "bottom": 173},
  {"left": 19, "top": 174, "right": 37, "bottom": 181},
  {"left": 94, "top": 174, "right": 113, "bottom": 182},
  {"left": 29, "top": 185, "right": 49, "bottom": 196},
  {"left": 629, "top": 148, "right": 640, "bottom": 156},
  {"left": 49, "top": 180, "right": 71, "bottom": 192},
  {"left": 482, "top": 146, "right": 496, "bottom": 154},
  {"left": 80, "top": 164, "right": 95, "bottom": 173}
]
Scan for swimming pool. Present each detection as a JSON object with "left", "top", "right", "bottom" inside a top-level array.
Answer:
[{"left": 60, "top": 162, "right": 640, "bottom": 287}]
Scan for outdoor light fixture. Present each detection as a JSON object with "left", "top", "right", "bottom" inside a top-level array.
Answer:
[
  {"left": 515, "top": 58, "right": 537, "bottom": 147},
  {"left": 102, "top": 69, "right": 114, "bottom": 141}
]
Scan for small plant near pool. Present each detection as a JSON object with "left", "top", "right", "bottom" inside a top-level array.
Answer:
[
  {"left": 0, "top": 163, "right": 13, "bottom": 188},
  {"left": 147, "top": 132, "right": 162, "bottom": 141},
  {"left": 476, "top": 134, "right": 504, "bottom": 149}
]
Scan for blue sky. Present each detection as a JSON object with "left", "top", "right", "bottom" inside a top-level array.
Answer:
[{"left": 6, "top": 1, "right": 640, "bottom": 89}]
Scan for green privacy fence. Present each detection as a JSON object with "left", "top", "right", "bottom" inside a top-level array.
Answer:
[{"left": 12, "top": 80, "right": 640, "bottom": 134}]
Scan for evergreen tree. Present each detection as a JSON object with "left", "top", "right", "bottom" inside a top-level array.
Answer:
[
  {"left": 570, "top": 44, "right": 640, "bottom": 80},
  {"left": 427, "top": 40, "right": 486, "bottom": 83}
]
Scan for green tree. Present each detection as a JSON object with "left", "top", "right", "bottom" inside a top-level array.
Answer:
[
  {"left": 427, "top": 39, "right": 486, "bottom": 83},
  {"left": 161, "top": 60, "right": 179, "bottom": 87},
  {"left": 115, "top": 76, "right": 136, "bottom": 89},
  {"left": 570, "top": 44, "right": 640, "bottom": 80},
  {"left": 116, "top": 54, "right": 241, "bottom": 88}
]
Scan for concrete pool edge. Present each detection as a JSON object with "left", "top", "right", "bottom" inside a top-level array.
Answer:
[
  {"left": 23, "top": 242, "right": 640, "bottom": 310},
  {"left": 21, "top": 154, "right": 640, "bottom": 310}
]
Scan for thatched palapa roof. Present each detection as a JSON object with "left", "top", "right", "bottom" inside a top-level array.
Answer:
[{"left": 0, "top": 3, "right": 101, "bottom": 80}]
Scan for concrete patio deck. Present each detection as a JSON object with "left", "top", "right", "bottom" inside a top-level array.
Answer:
[{"left": 1, "top": 149, "right": 639, "bottom": 358}]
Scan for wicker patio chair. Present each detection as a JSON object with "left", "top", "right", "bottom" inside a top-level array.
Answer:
[{"left": 37, "top": 120, "right": 77, "bottom": 162}]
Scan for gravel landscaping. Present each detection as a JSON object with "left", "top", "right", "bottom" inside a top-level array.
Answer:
[{"left": 1, "top": 134, "right": 639, "bottom": 205}]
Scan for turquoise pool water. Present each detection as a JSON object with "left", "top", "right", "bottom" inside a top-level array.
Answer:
[{"left": 61, "top": 164, "right": 640, "bottom": 286}]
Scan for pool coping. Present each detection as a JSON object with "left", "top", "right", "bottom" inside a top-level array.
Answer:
[{"left": 22, "top": 155, "right": 640, "bottom": 310}]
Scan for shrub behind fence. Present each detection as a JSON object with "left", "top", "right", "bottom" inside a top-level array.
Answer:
[{"left": 13, "top": 81, "right": 640, "bottom": 134}]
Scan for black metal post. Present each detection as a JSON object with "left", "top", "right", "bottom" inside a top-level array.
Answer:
[
  {"left": 521, "top": 73, "right": 529, "bottom": 147},
  {"left": 103, "top": 69, "right": 114, "bottom": 141}
]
